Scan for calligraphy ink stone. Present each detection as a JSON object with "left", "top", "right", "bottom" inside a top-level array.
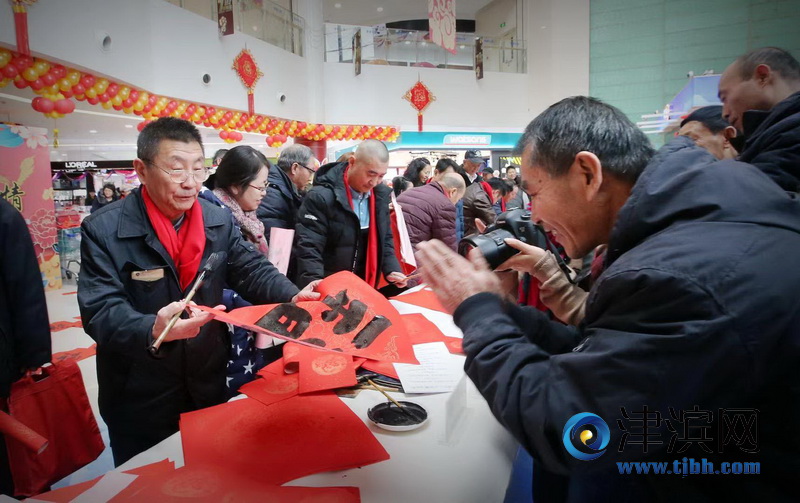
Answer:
[{"left": 368, "top": 401, "right": 428, "bottom": 431}]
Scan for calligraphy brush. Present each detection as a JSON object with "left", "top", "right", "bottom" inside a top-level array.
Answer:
[
  {"left": 148, "top": 252, "right": 225, "bottom": 357},
  {"left": 366, "top": 378, "right": 423, "bottom": 421}
]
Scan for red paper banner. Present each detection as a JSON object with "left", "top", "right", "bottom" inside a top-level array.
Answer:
[
  {"left": 403, "top": 80, "right": 435, "bottom": 132},
  {"left": 180, "top": 394, "right": 389, "bottom": 486},
  {"left": 197, "top": 272, "right": 417, "bottom": 364}
]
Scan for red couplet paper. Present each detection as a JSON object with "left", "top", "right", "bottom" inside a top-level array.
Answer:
[
  {"left": 197, "top": 271, "right": 417, "bottom": 364},
  {"left": 32, "top": 459, "right": 175, "bottom": 503},
  {"left": 239, "top": 371, "right": 299, "bottom": 408},
  {"left": 297, "top": 346, "right": 357, "bottom": 394},
  {"left": 180, "top": 394, "right": 389, "bottom": 485},
  {"left": 400, "top": 313, "right": 464, "bottom": 354},
  {"left": 111, "top": 463, "right": 360, "bottom": 503},
  {"left": 52, "top": 344, "right": 97, "bottom": 363},
  {"left": 49, "top": 319, "right": 83, "bottom": 332},
  {"left": 390, "top": 288, "right": 449, "bottom": 313}
]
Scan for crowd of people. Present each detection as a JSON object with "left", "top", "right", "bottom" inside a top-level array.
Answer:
[{"left": 2, "top": 45, "right": 799, "bottom": 501}]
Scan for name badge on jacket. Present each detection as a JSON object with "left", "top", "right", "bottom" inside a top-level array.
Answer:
[{"left": 131, "top": 268, "right": 165, "bottom": 282}]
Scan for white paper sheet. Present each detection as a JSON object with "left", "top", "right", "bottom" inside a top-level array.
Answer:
[
  {"left": 393, "top": 342, "right": 464, "bottom": 394},
  {"left": 71, "top": 471, "right": 138, "bottom": 503}
]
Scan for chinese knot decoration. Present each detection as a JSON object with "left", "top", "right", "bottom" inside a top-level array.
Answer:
[
  {"left": 11, "top": 0, "right": 37, "bottom": 56},
  {"left": 403, "top": 80, "right": 435, "bottom": 132},
  {"left": 232, "top": 49, "right": 263, "bottom": 115}
]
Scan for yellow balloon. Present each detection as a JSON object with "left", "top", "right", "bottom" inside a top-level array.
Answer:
[
  {"left": 85, "top": 88, "right": 97, "bottom": 99},
  {"left": 112, "top": 95, "right": 123, "bottom": 106},
  {"left": 94, "top": 78, "right": 109, "bottom": 93},
  {"left": 118, "top": 87, "right": 130, "bottom": 99},
  {"left": 33, "top": 61, "right": 50, "bottom": 76},
  {"left": 0, "top": 50, "right": 11, "bottom": 67},
  {"left": 101, "top": 101, "right": 112, "bottom": 110},
  {"left": 23, "top": 67, "right": 38, "bottom": 82},
  {"left": 67, "top": 71, "right": 81, "bottom": 85}
]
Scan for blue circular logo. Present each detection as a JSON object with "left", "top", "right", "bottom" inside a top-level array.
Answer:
[{"left": 562, "top": 412, "right": 610, "bottom": 461}]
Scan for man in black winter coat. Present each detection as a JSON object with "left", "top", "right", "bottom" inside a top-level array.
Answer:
[
  {"left": 417, "top": 97, "right": 800, "bottom": 502},
  {"left": 719, "top": 46, "right": 800, "bottom": 192},
  {"left": 256, "top": 143, "right": 316, "bottom": 239},
  {"left": 0, "top": 198, "right": 52, "bottom": 495},
  {"left": 78, "top": 118, "right": 318, "bottom": 466},
  {"left": 293, "top": 140, "right": 407, "bottom": 290}
]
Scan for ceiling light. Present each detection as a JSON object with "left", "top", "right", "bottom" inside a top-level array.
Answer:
[
  {"left": 89, "top": 129, "right": 98, "bottom": 133},
  {"left": 459, "top": 45, "right": 465, "bottom": 49},
  {"left": 334, "top": 2, "right": 341, "bottom": 8},
  {"left": 377, "top": 7, "right": 383, "bottom": 12},
  {"left": 404, "top": 40, "right": 411, "bottom": 45},
  {"left": 124, "top": 124, "right": 133, "bottom": 128}
]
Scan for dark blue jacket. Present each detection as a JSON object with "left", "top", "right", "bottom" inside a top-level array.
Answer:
[
  {"left": 256, "top": 165, "right": 302, "bottom": 239},
  {"left": 739, "top": 90, "right": 800, "bottom": 192},
  {"left": 0, "top": 199, "right": 51, "bottom": 398},
  {"left": 454, "top": 138, "right": 800, "bottom": 501},
  {"left": 293, "top": 162, "right": 400, "bottom": 288}
]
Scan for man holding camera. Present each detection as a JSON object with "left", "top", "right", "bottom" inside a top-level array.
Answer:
[{"left": 417, "top": 97, "right": 800, "bottom": 500}]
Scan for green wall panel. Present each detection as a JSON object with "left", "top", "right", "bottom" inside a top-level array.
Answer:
[{"left": 590, "top": 0, "right": 800, "bottom": 145}]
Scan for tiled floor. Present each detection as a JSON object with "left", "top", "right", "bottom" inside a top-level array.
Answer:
[{"left": 44, "top": 281, "right": 116, "bottom": 488}]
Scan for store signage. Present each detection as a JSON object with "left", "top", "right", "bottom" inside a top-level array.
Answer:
[
  {"left": 64, "top": 161, "right": 97, "bottom": 169},
  {"left": 443, "top": 134, "right": 491, "bottom": 146},
  {"left": 51, "top": 160, "right": 134, "bottom": 171}
]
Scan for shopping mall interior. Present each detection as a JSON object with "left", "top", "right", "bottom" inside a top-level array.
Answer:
[{"left": 1, "top": 0, "right": 799, "bottom": 500}]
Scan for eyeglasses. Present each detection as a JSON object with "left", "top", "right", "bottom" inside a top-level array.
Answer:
[
  {"left": 248, "top": 184, "right": 268, "bottom": 194},
  {"left": 151, "top": 163, "right": 210, "bottom": 184},
  {"left": 296, "top": 163, "right": 316, "bottom": 174}
]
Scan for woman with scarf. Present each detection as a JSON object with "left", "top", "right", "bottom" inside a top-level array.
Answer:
[{"left": 199, "top": 145, "right": 275, "bottom": 396}]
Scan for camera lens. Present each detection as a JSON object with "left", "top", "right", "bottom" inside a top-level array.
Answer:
[{"left": 458, "top": 228, "right": 518, "bottom": 270}]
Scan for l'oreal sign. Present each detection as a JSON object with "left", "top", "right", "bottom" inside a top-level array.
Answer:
[
  {"left": 443, "top": 134, "right": 491, "bottom": 146},
  {"left": 64, "top": 161, "right": 98, "bottom": 169}
]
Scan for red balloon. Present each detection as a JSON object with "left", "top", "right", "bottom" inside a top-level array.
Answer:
[
  {"left": 137, "top": 121, "right": 149, "bottom": 132},
  {"left": 41, "top": 73, "right": 56, "bottom": 86},
  {"left": 33, "top": 97, "right": 54, "bottom": 113},
  {"left": 147, "top": 95, "right": 157, "bottom": 106},
  {"left": 98, "top": 92, "right": 110, "bottom": 102},
  {"left": 13, "top": 76, "right": 27, "bottom": 89},
  {"left": 54, "top": 99, "right": 75, "bottom": 114},
  {"left": 1, "top": 64, "right": 18, "bottom": 79},
  {"left": 80, "top": 75, "right": 95, "bottom": 88},
  {"left": 219, "top": 131, "right": 229, "bottom": 140},
  {"left": 87, "top": 97, "right": 99, "bottom": 105},
  {"left": 72, "top": 83, "right": 85, "bottom": 95},
  {"left": 166, "top": 100, "right": 178, "bottom": 110},
  {"left": 50, "top": 65, "right": 66, "bottom": 79},
  {"left": 122, "top": 98, "right": 134, "bottom": 108},
  {"left": 61, "top": 88, "right": 73, "bottom": 98},
  {"left": 128, "top": 89, "right": 139, "bottom": 102},
  {"left": 29, "top": 79, "right": 44, "bottom": 91},
  {"left": 107, "top": 83, "right": 119, "bottom": 97},
  {"left": 133, "top": 109, "right": 143, "bottom": 116},
  {"left": 266, "top": 137, "right": 275, "bottom": 147},
  {"left": 12, "top": 56, "right": 32, "bottom": 70}
]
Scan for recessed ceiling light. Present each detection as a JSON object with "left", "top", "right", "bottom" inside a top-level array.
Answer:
[
  {"left": 334, "top": 2, "right": 341, "bottom": 8},
  {"left": 88, "top": 146, "right": 95, "bottom": 150},
  {"left": 459, "top": 44, "right": 465, "bottom": 49},
  {"left": 404, "top": 40, "right": 411, "bottom": 45},
  {"left": 124, "top": 124, "right": 133, "bottom": 128},
  {"left": 377, "top": 7, "right": 383, "bottom": 12},
  {"left": 89, "top": 129, "right": 98, "bottom": 133}
]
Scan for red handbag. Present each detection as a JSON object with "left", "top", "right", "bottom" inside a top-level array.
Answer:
[{"left": 4, "top": 359, "right": 105, "bottom": 497}]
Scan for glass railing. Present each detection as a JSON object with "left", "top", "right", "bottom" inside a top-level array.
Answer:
[
  {"left": 324, "top": 24, "right": 526, "bottom": 74},
  {"left": 166, "top": 0, "right": 305, "bottom": 56}
]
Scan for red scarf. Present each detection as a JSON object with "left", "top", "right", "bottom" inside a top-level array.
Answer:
[
  {"left": 141, "top": 185, "right": 206, "bottom": 291},
  {"left": 479, "top": 181, "right": 494, "bottom": 204},
  {"left": 343, "top": 167, "right": 379, "bottom": 288}
]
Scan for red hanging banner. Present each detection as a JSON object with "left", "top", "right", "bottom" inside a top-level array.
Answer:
[
  {"left": 403, "top": 80, "right": 436, "bottom": 132},
  {"left": 11, "top": 0, "right": 36, "bottom": 57},
  {"left": 232, "top": 49, "right": 263, "bottom": 115}
]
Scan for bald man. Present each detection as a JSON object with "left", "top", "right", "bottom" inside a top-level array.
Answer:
[
  {"left": 719, "top": 47, "right": 800, "bottom": 191},
  {"left": 293, "top": 140, "right": 407, "bottom": 289}
]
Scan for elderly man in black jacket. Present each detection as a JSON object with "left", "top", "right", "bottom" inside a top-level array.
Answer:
[
  {"left": 719, "top": 47, "right": 800, "bottom": 192},
  {"left": 293, "top": 140, "right": 407, "bottom": 290},
  {"left": 256, "top": 143, "right": 316, "bottom": 239},
  {"left": 78, "top": 118, "right": 318, "bottom": 466},
  {"left": 417, "top": 97, "right": 800, "bottom": 501}
]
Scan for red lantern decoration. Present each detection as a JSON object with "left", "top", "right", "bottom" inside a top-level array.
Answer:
[
  {"left": 403, "top": 80, "right": 436, "bottom": 132},
  {"left": 11, "top": 0, "right": 37, "bottom": 56},
  {"left": 232, "top": 49, "right": 263, "bottom": 115}
]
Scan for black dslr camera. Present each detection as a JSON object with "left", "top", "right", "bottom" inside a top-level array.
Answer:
[{"left": 458, "top": 209, "right": 561, "bottom": 271}]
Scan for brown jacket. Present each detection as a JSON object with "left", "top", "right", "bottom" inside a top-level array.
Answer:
[{"left": 462, "top": 182, "right": 496, "bottom": 236}]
